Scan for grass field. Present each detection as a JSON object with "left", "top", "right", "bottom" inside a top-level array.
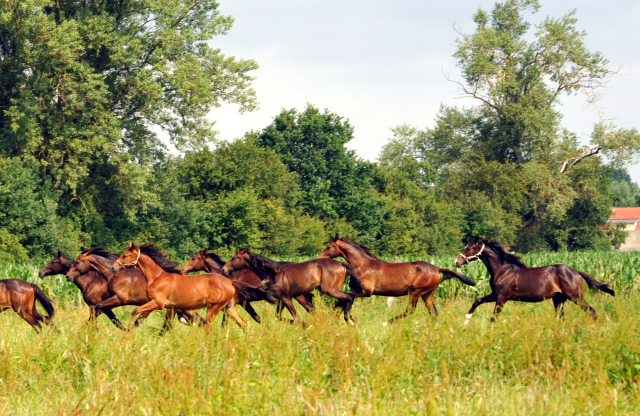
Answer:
[{"left": 0, "top": 251, "right": 639, "bottom": 415}]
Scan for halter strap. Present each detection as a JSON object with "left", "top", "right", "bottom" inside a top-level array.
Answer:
[
  {"left": 117, "top": 249, "right": 141, "bottom": 269},
  {"left": 458, "top": 243, "right": 485, "bottom": 265}
]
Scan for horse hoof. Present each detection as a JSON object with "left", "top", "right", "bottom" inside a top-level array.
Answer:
[
  {"left": 382, "top": 322, "right": 388, "bottom": 327},
  {"left": 179, "top": 317, "right": 188, "bottom": 325},
  {"left": 348, "top": 319, "right": 355, "bottom": 326}
]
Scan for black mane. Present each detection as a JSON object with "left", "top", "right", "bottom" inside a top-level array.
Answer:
[
  {"left": 339, "top": 238, "right": 380, "bottom": 260},
  {"left": 478, "top": 238, "right": 527, "bottom": 268},
  {"left": 82, "top": 247, "right": 118, "bottom": 261},
  {"left": 241, "top": 248, "right": 289, "bottom": 281},
  {"left": 202, "top": 250, "right": 225, "bottom": 266},
  {"left": 136, "top": 243, "right": 183, "bottom": 274}
]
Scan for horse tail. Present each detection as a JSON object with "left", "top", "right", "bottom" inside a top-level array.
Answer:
[
  {"left": 231, "top": 280, "right": 277, "bottom": 305},
  {"left": 439, "top": 268, "right": 476, "bottom": 286},
  {"left": 579, "top": 271, "right": 615, "bottom": 296},
  {"left": 31, "top": 284, "right": 55, "bottom": 318}
]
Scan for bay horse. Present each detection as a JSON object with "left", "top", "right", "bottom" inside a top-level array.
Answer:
[
  {"left": 66, "top": 248, "right": 203, "bottom": 329},
  {"left": 113, "top": 243, "right": 275, "bottom": 330},
  {"left": 40, "top": 250, "right": 125, "bottom": 329},
  {"left": 455, "top": 237, "right": 615, "bottom": 323},
  {"left": 0, "top": 279, "right": 55, "bottom": 332},
  {"left": 318, "top": 235, "right": 476, "bottom": 324},
  {"left": 221, "top": 248, "right": 357, "bottom": 324},
  {"left": 183, "top": 250, "right": 315, "bottom": 323}
]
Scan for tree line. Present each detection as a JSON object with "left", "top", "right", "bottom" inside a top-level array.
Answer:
[{"left": 0, "top": 0, "right": 638, "bottom": 263}]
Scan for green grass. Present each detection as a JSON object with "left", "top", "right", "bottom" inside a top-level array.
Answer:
[{"left": 1, "top": 251, "right": 639, "bottom": 415}]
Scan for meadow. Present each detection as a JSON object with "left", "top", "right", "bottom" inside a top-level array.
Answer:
[{"left": 0, "top": 251, "right": 639, "bottom": 415}]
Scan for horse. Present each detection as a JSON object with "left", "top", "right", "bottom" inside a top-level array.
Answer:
[
  {"left": 113, "top": 243, "right": 275, "bottom": 331},
  {"left": 221, "top": 248, "right": 357, "bottom": 324},
  {"left": 455, "top": 237, "right": 615, "bottom": 324},
  {"left": 183, "top": 250, "right": 315, "bottom": 323},
  {"left": 318, "top": 234, "right": 476, "bottom": 324},
  {"left": 40, "top": 250, "right": 124, "bottom": 329},
  {"left": 0, "top": 279, "right": 55, "bottom": 332},
  {"left": 66, "top": 247, "right": 203, "bottom": 330}
]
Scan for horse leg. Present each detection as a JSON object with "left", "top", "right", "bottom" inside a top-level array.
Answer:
[
  {"left": 279, "top": 297, "right": 298, "bottom": 324},
  {"left": 95, "top": 296, "right": 127, "bottom": 330},
  {"left": 177, "top": 310, "right": 205, "bottom": 327},
  {"left": 294, "top": 294, "right": 314, "bottom": 312},
  {"left": 158, "top": 308, "right": 176, "bottom": 336},
  {"left": 422, "top": 291, "right": 438, "bottom": 318},
  {"left": 16, "top": 308, "right": 42, "bottom": 333},
  {"left": 242, "top": 302, "right": 261, "bottom": 324},
  {"left": 128, "top": 300, "right": 161, "bottom": 329},
  {"left": 205, "top": 303, "right": 227, "bottom": 330},
  {"left": 225, "top": 303, "right": 247, "bottom": 328},
  {"left": 552, "top": 294, "right": 567, "bottom": 320},
  {"left": 388, "top": 291, "right": 420, "bottom": 324},
  {"left": 133, "top": 311, "right": 152, "bottom": 327},
  {"left": 464, "top": 293, "right": 498, "bottom": 325},
  {"left": 275, "top": 299, "right": 285, "bottom": 321},
  {"left": 490, "top": 296, "right": 508, "bottom": 323},
  {"left": 572, "top": 297, "right": 597, "bottom": 321}
]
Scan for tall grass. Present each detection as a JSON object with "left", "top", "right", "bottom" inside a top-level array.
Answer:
[{"left": 0, "top": 251, "right": 638, "bottom": 415}]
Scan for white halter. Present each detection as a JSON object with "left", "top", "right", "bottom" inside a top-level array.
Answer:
[
  {"left": 117, "top": 249, "right": 141, "bottom": 269},
  {"left": 458, "top": 243, "right": 485, "bottom": 264}
]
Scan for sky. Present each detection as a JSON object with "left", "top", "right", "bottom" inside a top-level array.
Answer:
[{"left": 207, "top": 0, "right": 640, "bottom": 181}]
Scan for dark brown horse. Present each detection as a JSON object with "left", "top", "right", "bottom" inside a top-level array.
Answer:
[
  {"left": 455, "top": 238, "right": 615, "bottom": 323},
  {"left": 0, "top": 279, "right": 55, "bottom": 332},
  {"left": 183, "top": 250, "right": 315, "bottom": 323},
  {"left": 318, "top": 235, "right": 476, "bottom": 324},
  {"left": 221, "top": 248, "right": 357, "bottom": 324},
  {"left": 113, "top": 243, "right": 275, "bottom": 331},
  {"left": 40, "top": 250, "right": 125, "bottom": 329},
  {"left": 66, "top": 248, "right": 202, "bottom": 329}
]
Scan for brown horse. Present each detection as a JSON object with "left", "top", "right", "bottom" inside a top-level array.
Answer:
[
  {"left": 66, "top": 248, "right": 203, "bottom": 329},
  {"left": 221, "top": 248, "right": 357, "bottom": 324},
  {"left": 113, "top": 243, "right": 275, "bottom": 330},
  {"left": 0, "top": 279, "right": 55, "bottom": 332},
  {"left": 183, "top": 250, "right": 315, "bottom": 323},
  {"left": 318, "top": 235, "right": 476, "bottom": 324},
  {"left": 40, "top": 250, "right": 125, "bottom": 329},
  {"left": 455, "top": 238, "right": 615, "bottom": 324}
]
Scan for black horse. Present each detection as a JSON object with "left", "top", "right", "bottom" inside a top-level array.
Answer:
[{"left": 455, "top": 238, "right": 615, "bottom": 323}]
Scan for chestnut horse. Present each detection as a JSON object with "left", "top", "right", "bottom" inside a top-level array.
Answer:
[
  {"left": 183, "top": 250, "right": 315, "bottom": 323},
  {"left": 67, "top": 247, "right": 204, "bottom": 330},
  {"left": 0, "top": 279, "right": 55, "bottom": 332},
  {"left": 455, "top": 238, "right": 615, "bottom": 324},
  {"left": 318, "top": 235, "right": 476, "bottom": 324},
  {"left": 221, "top": 248, "right": 357, "bottom": 324},
  {"left": 113, "top": 243, "right": 275, "bottom": 330},
  {"left": 40, "top": 250, "right": 125, "bottom": 329}
]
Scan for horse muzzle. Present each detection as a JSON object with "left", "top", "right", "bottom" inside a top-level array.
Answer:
[
  {"left": 112, "top": 265, "right": 122, "bottom": 274},
  {"left": 65, "top": 272, "right": 78, "bottom": 282}
]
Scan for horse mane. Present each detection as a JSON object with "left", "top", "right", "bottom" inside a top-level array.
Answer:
[
  {"left": 241, "top": 248, "right": 288, "bottom": 275},
  {"left": 478, "top": 238, "right": 527, "bottom": 268},
  {"left": 339, "top": 238, "right": 380, "bottom": 260},
  {"left": 201, "top": 250, "right": 225, "bottom": 266},
  {"left": 82, "top": 247, "right": 118, "bottom": 261},
  {"left": 135, "top": 243, "right": 183, "bottom": 274}
]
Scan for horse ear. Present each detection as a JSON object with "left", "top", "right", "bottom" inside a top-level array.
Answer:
[
  {"left": 334, "top": 234, "right": 339, "bottom": 241},
  {"left": 56, "top": 249, "right": 62, "bottom": 258},
  {"left": 129, "top": 241, "right": 134, "bottom": 249}
]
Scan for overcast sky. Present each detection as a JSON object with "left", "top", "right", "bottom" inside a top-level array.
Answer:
[{"left": 208, "top": 0, "right": 640, "bottom": 181}]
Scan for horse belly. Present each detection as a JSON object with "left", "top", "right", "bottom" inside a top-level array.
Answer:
[{"left": 165, "top": 288, "right": 207, "bottom": 310}]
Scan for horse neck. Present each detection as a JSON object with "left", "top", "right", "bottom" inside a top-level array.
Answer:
[
  {"left": 136, "top": 254, "right": 166, "bottom": 284},
  {"left": 337, "top": 242, "right": 375, "bottom": 270},
  {"left": 204, "top": 257, "right": 223, "bottom": 274},
  {"left": 87, "top": 255, "right": 117, "bottom": 281},
  {"left": 60, "top": 257, "right": 75, "bottom": 273},
  {"left": 480, "top": 248, "right": 505, "bottom": 278},
  {"left": 246, "top": 254, "right": 278, "bottom": 281}
]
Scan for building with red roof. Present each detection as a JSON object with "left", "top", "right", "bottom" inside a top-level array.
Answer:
[{"left": 609, "top": 207, "right": 640, "bottom": 231}]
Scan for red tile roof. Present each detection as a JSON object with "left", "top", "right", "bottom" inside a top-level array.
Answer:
[
  {"left": 610, "top": 207, "right": 640, "bottom": 220},
  {"left": 610, "top": 208, "right": 640, "bottom": 230}
]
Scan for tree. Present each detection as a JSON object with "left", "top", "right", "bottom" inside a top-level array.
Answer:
[{"left": 0, "top": 0, "right": 258, "bottom": 192}]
